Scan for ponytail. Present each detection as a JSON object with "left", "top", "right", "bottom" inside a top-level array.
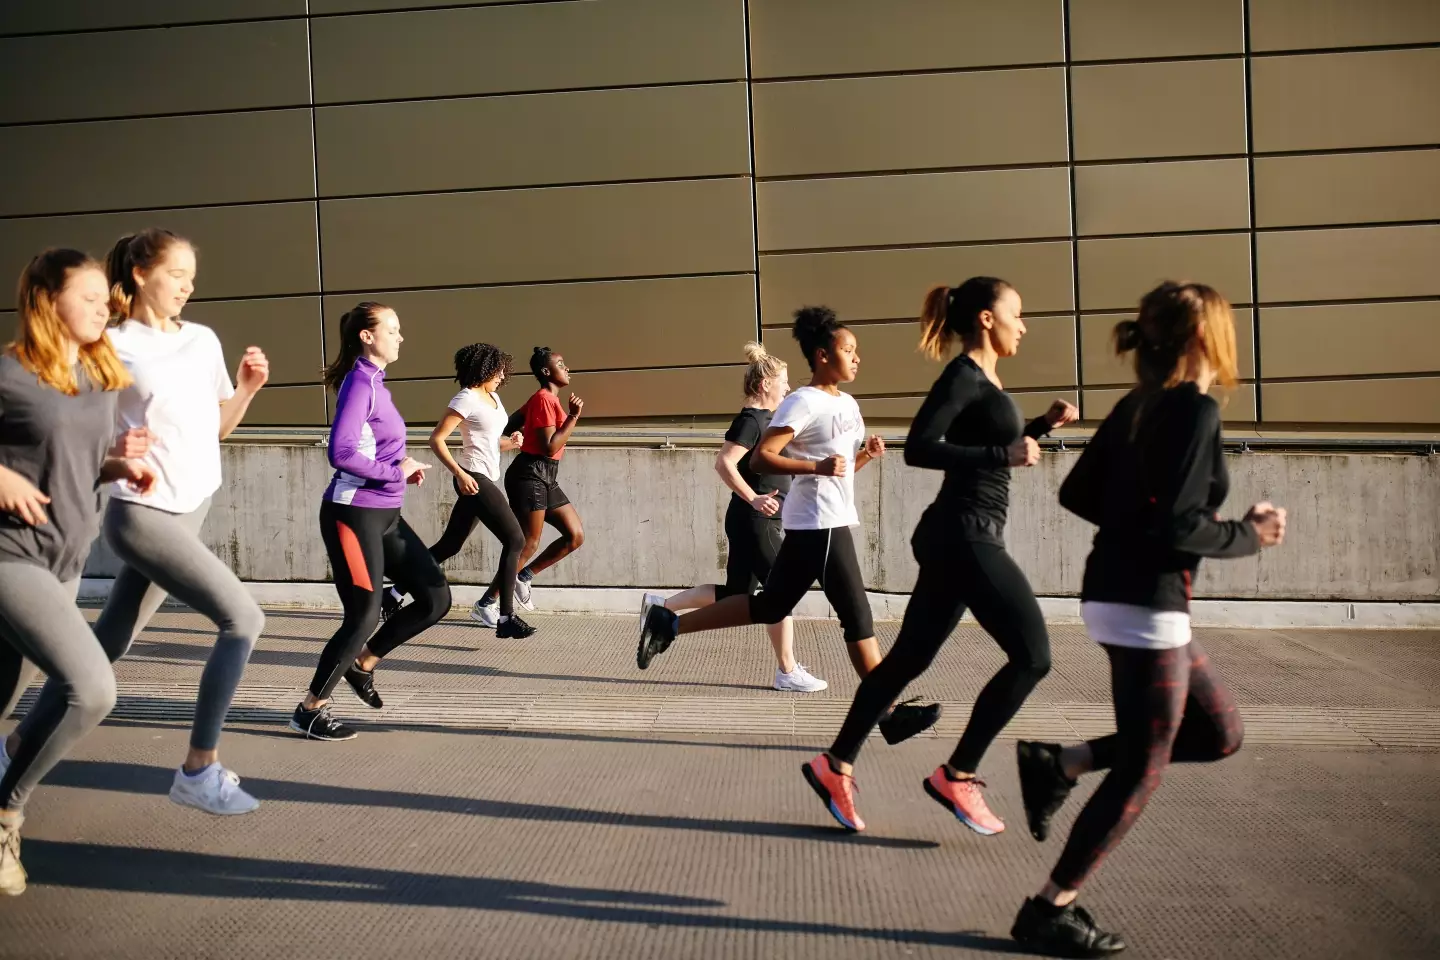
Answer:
[
  {"left": 105, "top": 228, "right": 187, "bottom": 319},
  {"left": 1115, "top": 281, "right": 1239, "bottom": 392},
  {"left": 322, "top": 301, "right": 388, "bottom": 392},
  {"left": 916, "top": 276, "right": 1012, "bottom": 360}
]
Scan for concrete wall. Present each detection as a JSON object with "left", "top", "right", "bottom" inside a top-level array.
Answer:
[{"left": 84, "top": 445, "right": 1440, "bottom": 602}]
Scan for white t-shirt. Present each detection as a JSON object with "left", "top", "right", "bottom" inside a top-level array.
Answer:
[
  {"left": 1081, "top": 601, "right": 1192, "bottom": 650},
  {"left": 448, "top": 387, "right": 508, "bottom": 481},
  {"left": 769, "top": 386, "right": 864, "bottom": 531},
  {"left": 108, "top": 320, "right": 234, "bottom": 514}
]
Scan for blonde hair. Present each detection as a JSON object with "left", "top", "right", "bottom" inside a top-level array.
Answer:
[
  {"left": 742, "top": 341, "right": 786, "bottom": 398},
  {"left": 1114, "top": 281, "right": 1239, "bottom": 391},
  {"left": 10, "top": 248, "right": 132, "bottom": 395}
]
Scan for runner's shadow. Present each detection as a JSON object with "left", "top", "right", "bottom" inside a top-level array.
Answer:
[
  {"left": 48, "top": 760, "right": 940, "bottom": 851},
  {"left": 21, "top": 840, "right": 1027, "bottom": 952},
  {"left": 127, "top": 639, "right": 769, "bottom": 693}
]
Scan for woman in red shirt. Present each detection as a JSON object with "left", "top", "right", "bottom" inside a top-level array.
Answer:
[{"left": 502, "top": 347, "right": 585, "bottom": 610}]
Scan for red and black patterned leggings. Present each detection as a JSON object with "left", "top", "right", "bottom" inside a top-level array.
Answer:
[{"left": 1051, "top": 640, "right": 1244, "bottom": 891}]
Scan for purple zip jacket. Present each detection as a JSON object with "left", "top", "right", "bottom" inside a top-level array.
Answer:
[{"left": 323, "top": 356, "right": 407, "bottom": 508}]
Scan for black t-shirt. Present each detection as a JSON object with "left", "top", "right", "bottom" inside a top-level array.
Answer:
[{"left": 724, "top": 407, "right": 791, "bottom": 506}]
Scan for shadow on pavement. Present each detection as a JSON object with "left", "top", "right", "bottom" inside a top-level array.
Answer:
[
  {"left": 47, "top": 760, "right": 941, "bottom": 851},
  {"left": 23, "top": 840, "right": 1026, "bottom": 953}
]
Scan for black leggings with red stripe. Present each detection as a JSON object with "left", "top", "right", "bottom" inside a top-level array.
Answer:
[
  {"left": 308, "top": 501, "right": 451, "bottom": 699},
  {"left": 1051, "top": 640, "right": 1244, "bottom": 891}
]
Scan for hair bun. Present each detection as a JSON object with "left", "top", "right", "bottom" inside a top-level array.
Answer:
[
  {"left": 793, "top": 306, "right": 837, "bottom": 334},
  {"left": 741, "top": 340, "right": 769, "bottom": 364},
  {"left": 1113, "top": 318, "right": 1144, "bottom": 352}
]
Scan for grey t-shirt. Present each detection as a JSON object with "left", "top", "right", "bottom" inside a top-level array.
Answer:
[{"left": 0, "top": 353, "right": 117, "bottom": 580}]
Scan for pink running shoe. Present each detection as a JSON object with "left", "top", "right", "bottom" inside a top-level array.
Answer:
[
  {"left": 801, "top": 754, "right": 865, "bottom": 832},
  {"left": 923, "top": 766, "right": 1005, "bottom": 836}
]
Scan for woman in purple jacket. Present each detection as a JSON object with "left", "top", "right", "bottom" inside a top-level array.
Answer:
[{"left": 290, "top": 302, "right": 451, "bottom": 741}]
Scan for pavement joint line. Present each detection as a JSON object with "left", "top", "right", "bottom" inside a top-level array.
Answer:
[{"left": 10, "top": 683, "right": 1440, "bottom": 748}]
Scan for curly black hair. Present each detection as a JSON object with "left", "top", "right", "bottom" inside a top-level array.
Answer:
[
  {"left": 792, "top": 305, "right": 847, "bottom": 371},
  {"left": 453, "top": 342, "right": 512, "bottom": 388}
]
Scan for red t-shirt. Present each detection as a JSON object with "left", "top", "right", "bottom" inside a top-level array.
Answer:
[{"left": 520, "top": 389, "right": 568, "bottom": 460}]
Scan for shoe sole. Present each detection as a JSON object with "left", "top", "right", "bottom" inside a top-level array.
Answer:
[
  {"left": 497, "top": 628, "right": 538, "bottom": 640},
  {"left": 287, "top": 719, "right": 357, "bottom": 742},
  {"left": 922, "top": 778, "right": 1003, "bottom": 836},
  {"left": 168, "top": 789, "right": 260, "bottom": 816},
  {"left": 1011, "top": 931, "right": 1126, "bottom": 959},
  {"left": 773, "top": 681, "right": 829, "bottom": 693},
  {"left": 800, "top": 762, "right": 861, "bottom": 833}
]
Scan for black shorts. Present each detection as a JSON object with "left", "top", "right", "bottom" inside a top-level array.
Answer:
[
  {"left": 749, "top": 526, "right": 874, "bottom": 643},
  {"left": 505, "top": 452, "right": 571, "bottom": 514},
  {"left": 716, "top": 498, "right": 784, "bottom": 600}
]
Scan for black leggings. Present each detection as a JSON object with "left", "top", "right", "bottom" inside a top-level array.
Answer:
[
  {"left": 426, "top": 471, "right": 524, "bottom": 616},
  {"left": 749, "top": 526, "right": 873, "bottom": 642},
  {"left": 309, "top": 501, "right": 451, "bottom": 699},
  {"left": 1051, "top": 640, "right": 1244, "bottom": 891},
  {"left": 829, "top": 531, "right": 1049, "bottom": 767},
  {"left": 715, "top": 499, "right": 783, "bottom": 600}
]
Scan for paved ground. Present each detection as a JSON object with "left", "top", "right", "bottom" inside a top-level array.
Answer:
[{"left": 2, "top": 611, "right": 1438, "bottom": 959}]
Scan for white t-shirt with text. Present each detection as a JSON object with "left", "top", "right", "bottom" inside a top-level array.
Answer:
[
  {"left": 769, "top": 386, "right": 864, "bottom": 531},
  {"left": 448, "top": 387, "right": 508, "bottom": 481},
  {"left": 108, "top": 320, "right": 234, "bottom": 514}
]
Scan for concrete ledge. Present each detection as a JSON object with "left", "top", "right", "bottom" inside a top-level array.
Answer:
[{"left": 77, "top": 579, "right": 1440, "bottom": 628}]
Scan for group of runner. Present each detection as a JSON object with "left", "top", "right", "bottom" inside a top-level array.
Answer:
[{"left": 0, "top": 229, "right": 1287, "bottom": 957}]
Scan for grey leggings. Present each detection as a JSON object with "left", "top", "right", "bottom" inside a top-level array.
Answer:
[
  {"left": 20, "top": 498, "right": 264, "bottom": 752},
  {"left": 0, "top": 566, "right": 115, "bottom": 812}
]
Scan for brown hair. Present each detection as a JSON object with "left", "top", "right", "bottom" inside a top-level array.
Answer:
[
  {"left": 10, "top": 248, "right": 132, "bottom": 394},
  {"left": 741, "top": 341, "right": 786, "bottom": 398},
  {"left": 322, "top": 301, "right": 390, "bottom": 392},
  {"left": 1115, "top": 281, "right": 1239, "bottom": 391},
  {"left": 105, "top": 228, "right": 190, "bottom": 319},
  {"left": 918, "top": 276, "right": 1012, "bottom": 360}
]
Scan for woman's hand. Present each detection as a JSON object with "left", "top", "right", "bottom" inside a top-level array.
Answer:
[
  {"left": 118, "top": 461, "right": 158, "bottom": 495},
  {"left": 863, "top": 435, "right": 886, "bottom": 459},
  {"left": 0, "top": 468, "right": 50, "bottom": 525},
  {"left": 235, "top": 346, "right": 270, "bottom": 394},
  {"left": 816, "top": 454, "right": 848, "bottom": 477},
  {"left": 456, "top": 471, "right": 480, "bottom": 496},
  {"left": 1045, "top": 398, "right": 1080, "bottom": 428},
  {"left": 749, "top": 490, "right": 781, "bottom": 517},
  {"left": 1245, "top": 502, "right": 1287, "bottom": 547},
  {"left": 1007, "top": 436, "right": 1041, "bottom": 467},
  {"left": 109, "top": 426, "right": 154, "bottom": 460},
  {"left": 401, "top": 457, "right": 430, "bottom": 486}
]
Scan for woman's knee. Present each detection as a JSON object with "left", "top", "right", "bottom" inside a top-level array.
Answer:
[
  {"left": 411, "top": 582, "right": 453, "bottom": 624},
  {"left": 229, "top": 601, "right": 265, "bottom": 645},
  {"left": 567, "top": 525, "right": 585, "bottom": 551},
  {"left": 72, "top": 669, "right": 118, "bottom": 723},
  {"left": 1216, "top": 717, "right": 1244, "bottom": 759}
]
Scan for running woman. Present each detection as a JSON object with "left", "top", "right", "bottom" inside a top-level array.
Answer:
[
  {"left": 1009, "top": 282, "right": 1286, "bottom": 957},
  {"left": 11, "top": 230, "right": 269, "bottom": 817},
  {"left": 643, "top": 342, "right": 826, "bottom": 693},
  {"left": 290, "top": 302, "right": 452, "bottom": 741},
  {"left": 504, "top": 347, "right": 585, "bottom": 611},
  {"left": 382, "top": 343, "right": 535, "bottom": 639},
  {"left": 637, "top": 307, "right": 939, "bottom": 744},
  {"left": 0, "top": 249, "right": 156, "bottom": 894},
  {"left": 804, "top": 278, "right": 1079, "bottom": 834}
]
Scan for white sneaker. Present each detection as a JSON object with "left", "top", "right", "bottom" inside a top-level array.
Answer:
[
  {"left": 514, "top": 577, "right": 536, "bottom": 611},
  {"left": 0, "top": 819, "right": 25, "bottom": 896},
  {"left": 469, "top": 598, "right": 500, "bottom": 628},
  {"left": 169, "top": 763, "right": 260, "bottom": 816},
  {"left": 774, "top": 665, "right": 828, "bottom": 693}
]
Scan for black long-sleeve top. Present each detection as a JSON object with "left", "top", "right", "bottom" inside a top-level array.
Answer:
[
  {"left": 904, "top": 355, "right": 1051, "bottom": 544},
  {"left": 1059, "top": 382, "right": 1259, "bottom": 612}
]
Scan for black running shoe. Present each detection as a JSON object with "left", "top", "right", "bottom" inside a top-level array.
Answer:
[
  {"left": 1017, "top": 740, "right": 1076, "bottom": 842},
  {"left": 496, "top": 615, "right": 537, "bottom": 640},
  {"left": 879, "top": 698, "right": 942, "bottom": 745},
  {"left": 636, "top": 605, "right": 677, "bottom": 670},
  {"left": 1011, "top": 897, "right": 1126, "bottom": 958},
  {"left": 343, "top": 664, "right": 383, "bottom": 709},
  {"left": 380, "top": 589, "right": 403, "bottom": 623},
  {"left": 289, "top": 704, "right": 357, "bottom": 742}
]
